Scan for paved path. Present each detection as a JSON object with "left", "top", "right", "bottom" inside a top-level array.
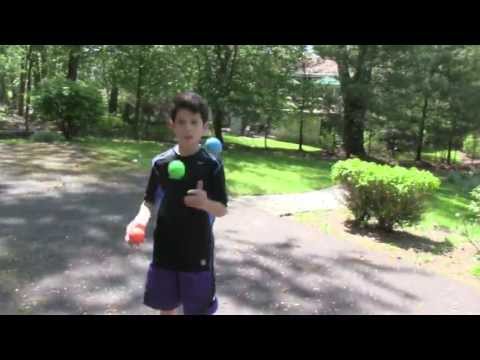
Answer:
[
  {"left": 236, "top": 186, "right": 346, "bottom": 216},
  {"left": 1, "top": 142, "right": 480, "bottom": 315}
]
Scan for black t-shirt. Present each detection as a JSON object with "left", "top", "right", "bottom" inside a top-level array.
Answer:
[{"left": 144, "top": 146, "right": 228, "bottom": 272}]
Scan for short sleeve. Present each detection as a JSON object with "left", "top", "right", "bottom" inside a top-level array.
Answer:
[
  {"left": 144, "top": 165, "right": 160, "bottom": 205},
  {"left": 208, "top": 162, "right": 228, "bottom": 207}
]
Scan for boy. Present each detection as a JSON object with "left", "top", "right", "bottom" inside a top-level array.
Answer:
[{"left": 124, "top": 92, "right": 228, "bottom": 315}]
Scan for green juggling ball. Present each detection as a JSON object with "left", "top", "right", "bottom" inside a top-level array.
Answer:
[{"left": 168, "top": 160, "right": 186, "bottom": 180}]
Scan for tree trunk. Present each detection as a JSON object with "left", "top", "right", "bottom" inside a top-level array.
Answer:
[
  {"left": 10, "top": 82, "right": 17, "bottom": 108},
  {"left": 134, "top": 63, "right": 144, "bottom": 140},
  {"left": 108, "top": 85, "right": 119, "bottom": 114},
  {"left": 17, "top": 48, "right": 28, "bottom": 116},
  {"left": 67, "top": 45, "right": 81, "bottom": 81},
  {"left": 342, "top": 96, "right": 367, "bottom": 158},
  {"left": 59, "top": 118, "right": 72, "bottom": 141},
  {"left": 213, "top": 107, "right": 225, "bottom": 144},
  {"left": 264, "top": 116, "right": 271, "bottom": 149},
  {"left": 447, "top": 134, "right": 453, "bottom": 165},
  {"left": 337, "top": 45, "right": 373, "bottom": 159},
  {"left": 415, "top": 96, "right": 429, "bottom": 162},
  {"left": 298, "top": 99, "right": 305, "bottom": 152},
  {"left": 24, "top": 46, "right": 33, "bottom": 131},
  {"left": 0, "top": 75, "right": 6, "bottom": 104}
]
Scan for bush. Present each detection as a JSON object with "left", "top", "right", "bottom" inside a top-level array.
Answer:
[
  {"left": 30, "top": 131, "right": 64, "bottom": 143},
  {"left": 331, "top": 158, "right": 441, "bottom": 231},
  {"left": 33, "top": 78, "right": 105, "bottom": 140}
]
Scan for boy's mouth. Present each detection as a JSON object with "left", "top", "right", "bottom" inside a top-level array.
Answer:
[{"left": 184, "top": 135, "right": 193, "bottom": 141}]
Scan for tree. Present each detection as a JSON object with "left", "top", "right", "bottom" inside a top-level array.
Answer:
[
  {"left": 194, "top": 45, "right": 240, "bottom": 144},
  {"left": 373, "top": 45, "right": 480, "bottom": 164},
  {"left": 313, "top": 45, "right": 418, "bottom": 159},
  {"left": 228, "top": 45, "right": 301, "bottom": 148},
  {"left": 313, "top": 46, "right": 378, "bottom": 158}
]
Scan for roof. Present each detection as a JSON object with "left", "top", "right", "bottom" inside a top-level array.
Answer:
[{"left": 293, "top": 53, "right": 339, "bottom": 79}]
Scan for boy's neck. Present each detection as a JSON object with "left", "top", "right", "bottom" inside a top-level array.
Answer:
[{"left": 176, "top": 143, "right": 201, "bottom": 157}]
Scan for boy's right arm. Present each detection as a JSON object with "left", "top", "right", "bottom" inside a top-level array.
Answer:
[
  {"left": 125, "top": 163, "right": 161, "bottom": 245},
  {"left": 124, "top": 201, "right": 154, "bottom": 244}
]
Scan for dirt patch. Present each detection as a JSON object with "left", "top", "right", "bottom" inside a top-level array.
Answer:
[{"left": 294, "top": 207, "right": 480, "bottom": 291}]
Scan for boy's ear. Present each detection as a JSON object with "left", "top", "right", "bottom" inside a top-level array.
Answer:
[{"left": 167, "top": 118, "right": 174, "bottom": 129}]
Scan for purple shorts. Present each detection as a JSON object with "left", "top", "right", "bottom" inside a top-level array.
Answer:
[{"left": 143, "top": 263, "right": 218, "bottom": 315}]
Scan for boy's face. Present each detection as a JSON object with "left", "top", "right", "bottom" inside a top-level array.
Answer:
[{"left": 169, "top": 108, "right": 208, "bottom": 147}]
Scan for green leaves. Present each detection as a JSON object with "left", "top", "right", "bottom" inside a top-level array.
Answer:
[
  {"left": 331, "top": 158, "right": 441, "bottom": 231},
  {"left": 33, "top": 78, "right": 105, "bottom": 140}
]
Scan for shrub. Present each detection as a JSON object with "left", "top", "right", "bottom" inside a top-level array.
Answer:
[
  {"left": 331, "top": 158, "right": 441, "bottom": 231},
  {"left": 33, "top": 78, "right": 105, "bottom": 140}
]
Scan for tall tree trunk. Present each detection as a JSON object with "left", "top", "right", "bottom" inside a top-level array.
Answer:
[
  {"left": 134, "top": 62, "right": 144, "bottom": 140},
  {"left": 0, "top": 75, "right": 6, "bottom": 104},
  {"left": 10, "top": 82, "right": 17, "bottom": 108},
  {"left": 213, "top": 107, "right": 225, "bottom": 144},
  {"left": 337, "top": 45, "right": 372, "bottom": 159},
  {"left": 416, "top": 96, "right": 429, "bottom": 162},
  {"left": 342, "top": 96, "right": 367, "bottom": 158},
  {"left": 331, "top": 132, "right": 336, "bottom": 153},
  {"left": 67, "top": 45, "right": 81, "bottom": 81},
  {"left": 298, "top": 103, "right": 305, "bottom": 152},
  {"left": 264, "top": 116, "right": 271, "bottom": 150},
  {"left": 17, "top": 47, "right": 29, "bottom": 116},
  {"left": 24, "top": 46, "right": 33, "bottom": 131},
  {"left": 108, "top": 84, "right": 119, "bottom": 114},
  {"left": 446, "top": 134, "right": 453, "bottom": 165},
  {"left": 298, "top": 92, "right": 305, "bottom": 151}
]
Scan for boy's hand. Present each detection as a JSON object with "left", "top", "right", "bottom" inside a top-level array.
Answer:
[
  {"left": 184, "top": 180, "right": 208, "bottom": 210},
  {"left": 124, "top": 221, "right": 145, "bottom": 247}
]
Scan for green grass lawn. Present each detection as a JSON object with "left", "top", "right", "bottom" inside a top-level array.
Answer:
[
  {"left": 73, "top": 137, "right": 170, "bottom": 171},
  {"left": 415, "top": 174, "right": 480, "bottom": 244},
  {"left": 2, "top": 135, "right": 478, "bottom": 236},
  {"left": 69, "top": 135, "right": 335, "bottom": 196},
  {"left": 224, "top": 134, "right": 322, "bottom": 152}
]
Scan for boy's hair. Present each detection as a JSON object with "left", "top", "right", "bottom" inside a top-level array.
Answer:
[{"left": 170, "top": 92, "right": 209, "bottom": 123}]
